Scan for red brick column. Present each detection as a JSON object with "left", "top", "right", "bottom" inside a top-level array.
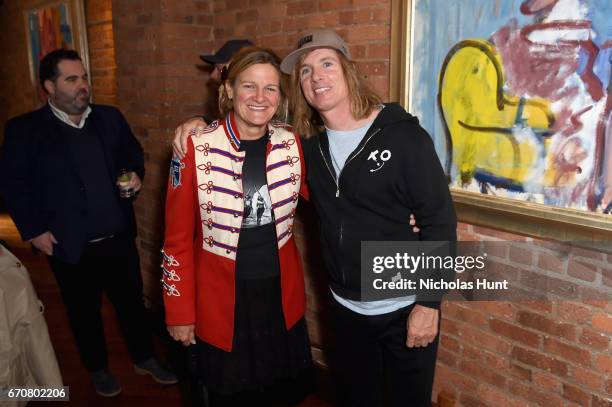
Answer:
[
  {"left": 112, "top": 0, "right": 213, "bottom": 306},
  {"left": 85, "top": 0, "right": 118, "bottom": 106}
]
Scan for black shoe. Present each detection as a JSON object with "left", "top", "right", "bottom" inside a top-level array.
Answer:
[
  {"left": 134, "top": 358, "right": 179, "bottom": 385},
  {"left": 90, "top": 370, "right": 121, "bottom": 397}
]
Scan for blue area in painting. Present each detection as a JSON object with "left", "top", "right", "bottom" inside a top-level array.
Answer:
[
  {"left": 410, "top": 0, "right": 612, "bottom": 170},
  {"left": 577, "top": 48, "right": 589, "bottom": 76},
  {"left": 594, "top": 48, "right": 612, "bottom": 90},
  {"left": 28, "top": 13, "right": 41, "bottom": 78},
  {"left": 59, "top": 3, "right": 73, "bottom": 45},
  {"left": 589, "top": 0, "right": 612, "bottom": 89},
  {"left": 588, "top": 0, "right": 612, "bottom": 42}
]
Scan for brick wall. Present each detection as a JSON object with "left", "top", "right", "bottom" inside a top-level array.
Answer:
[
  {"left": 210, "top": 0, "right": 391, "bottom": 98},
  {"left": 433, "top": 223, "right": 612, "bottom": 406}
]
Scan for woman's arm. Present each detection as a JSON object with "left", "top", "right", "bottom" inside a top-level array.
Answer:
[{"left": 162, "top": 137, "right": 198, "bottom": 331}]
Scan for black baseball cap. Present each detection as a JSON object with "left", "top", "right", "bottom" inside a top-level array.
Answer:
[{"left": 200, "top": 39, "right": 253, "bottom": 64}]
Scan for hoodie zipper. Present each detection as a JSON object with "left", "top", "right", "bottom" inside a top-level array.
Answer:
[
  {"left": 318, "top": 128, "right": 381, "bottom": 198},
  {"left": 318, "top": 127, "right": 381, "bottom": 285}
]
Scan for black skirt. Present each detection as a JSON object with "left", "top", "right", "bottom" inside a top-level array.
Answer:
[{"left": 196, "top": 275, "right": 312, "bottom": 395}]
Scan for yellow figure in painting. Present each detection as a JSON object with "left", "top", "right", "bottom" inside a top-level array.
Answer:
[{"left": 438, "top": 39, "right": 554, "bottom": 192}]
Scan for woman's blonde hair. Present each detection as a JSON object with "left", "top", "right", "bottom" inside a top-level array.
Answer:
[
  {"left": 289, "top": 49, "right": 382, "bottom": 138},
  {"left": 218, "top": 46, "right": 289, "bottom": 123}
]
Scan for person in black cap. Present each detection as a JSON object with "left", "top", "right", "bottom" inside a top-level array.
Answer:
[
  {"left": 173, "top": 39, "right": 254, "bottom": 148},
  {"left": 200, "top": 39, "right": 253, "bottom": 83}
]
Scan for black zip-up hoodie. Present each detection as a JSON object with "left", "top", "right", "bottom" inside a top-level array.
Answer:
[{"left": 302, "top": 103, "right": 457, "bottom": 309}]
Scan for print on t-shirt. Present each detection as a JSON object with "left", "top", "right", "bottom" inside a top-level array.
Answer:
[
  {"left": 243, "top": 185, "right": 272, "bottom": 227},
  {"left": 241, "top": 137, "right": 273, "bottom": 228}
]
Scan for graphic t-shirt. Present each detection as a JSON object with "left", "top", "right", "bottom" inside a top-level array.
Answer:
[
  {"left": 240, "top": 136, "right": 273, "bottom": 228},
  {"left": 235, "top": 134, "right": 280, "bottom": 280}
]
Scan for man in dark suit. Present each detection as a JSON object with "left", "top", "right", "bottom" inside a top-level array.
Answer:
[{"left": 0, "top": 49, "right": 177, "bottom": 397}]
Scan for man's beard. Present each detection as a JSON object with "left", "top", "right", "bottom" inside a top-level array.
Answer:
[
  {"left": 74, "top": 90, "right": 90, "bottom": 107},
  {"left": 64, "top": 92, "right": 90, "bottom": 115}
]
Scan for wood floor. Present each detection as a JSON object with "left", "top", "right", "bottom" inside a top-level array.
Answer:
[{"left": 0, "top": 213, "right": 332, "bottom": 407}]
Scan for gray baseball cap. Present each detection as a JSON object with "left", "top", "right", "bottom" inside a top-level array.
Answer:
[{"left": 280, "top": 29, "right": 351, "bottom": 74}]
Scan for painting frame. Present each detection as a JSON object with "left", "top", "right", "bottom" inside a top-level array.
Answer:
[
  {"left": 389, "top": 0, "right": 612, "bottom": 250},
  {"left": 23, "top": 0, "right": 90, "bottom": 106}
]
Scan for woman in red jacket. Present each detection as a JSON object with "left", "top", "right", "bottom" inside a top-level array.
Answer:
[{"left": 162, "top": 46, "right": 311, "bottom": 405}]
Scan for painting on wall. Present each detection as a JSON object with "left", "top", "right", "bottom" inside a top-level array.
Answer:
[
  {"left": 24, "top": 0, "right": 89, "bottom": 104},
  {"left": 406, "top": 0, "right": 612, "bottom": 216}
]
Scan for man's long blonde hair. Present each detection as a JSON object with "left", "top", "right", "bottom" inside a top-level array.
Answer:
[{"left": 289, "top": 49, "right": 382, "bottom": 138}]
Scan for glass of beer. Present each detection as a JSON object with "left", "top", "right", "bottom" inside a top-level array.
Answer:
[{"left": 117, "top": 169, "right": 135, "bottom": 198}]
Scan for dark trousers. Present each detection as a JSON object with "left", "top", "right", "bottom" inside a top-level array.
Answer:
[
  {"left": 330, "top": 300, "right": 439, "bottom": 407},
  {"left": 47, "top": 234, "right": 153, "bottom": 372}
]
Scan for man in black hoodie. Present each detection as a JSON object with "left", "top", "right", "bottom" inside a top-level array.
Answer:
[{"left": 279, "top": 30, "right": 457, "bottom": 407}]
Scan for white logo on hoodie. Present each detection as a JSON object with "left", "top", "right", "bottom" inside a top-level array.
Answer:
[{"left": 367, "top": 149, "right": 392, "bottom": 172}]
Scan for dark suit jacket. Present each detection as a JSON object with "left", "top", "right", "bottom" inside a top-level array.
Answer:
[{"left": 0, "top": 104, "right": 144, "bottom": 264}]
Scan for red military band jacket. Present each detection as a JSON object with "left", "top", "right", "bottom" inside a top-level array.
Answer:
[{"left": 162, "top": 112, "right": 308, "bottom": 351}]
